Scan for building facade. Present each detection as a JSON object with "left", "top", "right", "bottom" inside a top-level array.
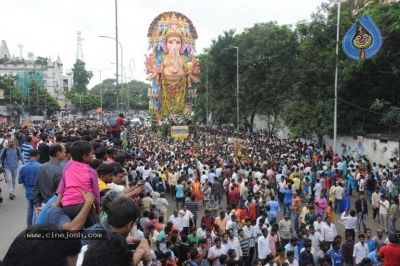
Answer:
[
  {"left": 0, "top": 40, "right": 67, "bottom": 100},
  {"left": 0, "top": 40, "right": 73, "bottom": 124}
]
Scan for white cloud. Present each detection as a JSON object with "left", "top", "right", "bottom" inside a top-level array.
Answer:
[{"left": 1, "top": 0, "right": 326, "bottom": 90}]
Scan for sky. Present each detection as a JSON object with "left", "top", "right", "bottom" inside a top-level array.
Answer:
[{"left": 1, "top": 0, "right": 326, "bottom": 90}]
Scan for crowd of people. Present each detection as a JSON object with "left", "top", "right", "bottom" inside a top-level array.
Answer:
[{"left": 0, "top": 113, "right": 400, "bottom": 266}]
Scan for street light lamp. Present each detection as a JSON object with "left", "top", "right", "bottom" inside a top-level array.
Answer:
[
  {"left": 99, "top": 34, "right": 123, "bottom": 110},
  {"left": 229, "top": 46, "right": 240, "bottom": 131},
  {"left": 99, "top": 35, "right": 123, "bottom": 84}
]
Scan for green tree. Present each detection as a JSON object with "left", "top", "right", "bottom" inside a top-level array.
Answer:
[
  {"left": 90, "top": 78, "right": 149, "bottom": 110},
  {"left": 72, "top": 59, "right": 93, "bottom": 94},
  {"left": 238, "top": 22, "right": 297, "bottom": 133},
  {"left": 339, "top": 2, "right": 400, "bottom": 134},
  {"left": 282, "top": 2, "right": 354, "bottom": 144},
  {"left": 0, "top": 74, "right": 23, "bottom": 105},
  {"left": 34, "top": 56, "right": 48, "bottom": 66},
  {"left": 205, "top": 30, "right": 238, "bottom": 125},
  {"left": 28, "top": 81, "right": 60, "bottom": 115},
  {"left": 65, "top": 90, "right": 100, "bottom": 112},
  {"left": 191, "top": 53, "right": 212, "bottom": 123}
]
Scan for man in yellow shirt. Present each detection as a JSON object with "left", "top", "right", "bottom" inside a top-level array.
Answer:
[
  {"left": 97, "top": 164, "right": 114, "bottom": 195},
  {"left": 293, "top": 176, "right": 301, "bottom": 195}
]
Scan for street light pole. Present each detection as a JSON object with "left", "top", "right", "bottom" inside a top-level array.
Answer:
[
  {"left": 115, "top": 0, "right": 119, "bottom": 108},
  {"left": 333, "top": 0, "right": 341, "bottom": 154},
  {"left": 206, "top": 66, "right": 209, "bottom": 124},
  {"left": 111, "top": 63, "right": 127, "bottom": 110},
  {"left": 28, "top": 88, "right": 30, "bottom": 116},
  {"left": 230, "top": 46, "right": 239, "bottom": 131},
  {"left": 91, "top": 68, "right": 110, "bottom": 111},
  {"left": 99, "top": 35, "right": 123, "bottom": 111}
]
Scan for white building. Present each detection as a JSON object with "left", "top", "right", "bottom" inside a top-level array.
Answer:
[
  {"left": 0, "top": 40, "right": 65, "bottom": 100},
  {"left": 63, "top": 69, "right": 73, "bottom": 93}
]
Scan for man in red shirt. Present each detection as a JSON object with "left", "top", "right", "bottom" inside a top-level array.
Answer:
[
  {"left": 110, "top": 113, "right": 125, "bottom": 139},
  {"left": 31, "top": 132, "right": 40, "bottom": 148},
  {"left": 377, "top": 233, "right": 400, "bottom": 266},
  {"left": 200, "top": 210, "right": 214, "bottom": 228},
  {"left": 229, "top": 186, "right": 239, "bottom": 208}
]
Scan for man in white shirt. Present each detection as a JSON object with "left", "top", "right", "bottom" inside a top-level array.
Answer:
[
  {"left": 257, "top": 228, "right": 271, "bottom": 262},
  {"left": 332, "top": 183, "right": 344, "bottom": 214},
  {"left": 197, "top": 224, "right": 207, "bottom": 238},
  {"left": 285, "top": 251, "right": 299, "bottom": 266},
  {"left": 144, "top": 177, "right": 154, "bottom": 194},
  {"left": 157, "top": 194, "right": 169, "bottom": 225},
  {"left": 226, "top": 215, "right": 236, "bottom": 231},
  {"left": 256, "top": 213, "right": 269, "bottom": 227},
  {"left": 254, "top": 171, "right": 263, "bottom": 180},
  {"left": 200, "top": 171, "right": 208, "bottom": 185},
  {"left": 341, "top": 209, "right": 357, "bottom": 240},
  {"left": 232, "top": 171, "right": 238, "bottom": 183},
  {"left": 371, "top": 187, "right": 382, "bottom": 222},
  {"left": 0, "top": 133, "right": 9, "bottom": 149},
  {"left": 319, "top": 217, "right": 337, "bottom": 245},
  {"left": 168, "top": 210, "right": 182, "bottom": 230},
  {"left": 379, "top": 195, "right": 390, "bottom": 233},
  {"left": 227, "top": 228, "right": 242, "bottom": 261},
  {"left": 179, "top": 204, "right": 194, "bottom": 236},
  {"left": 208, "top": 170, "right": 216, "bottom": 183},
  {"left": 313, "top": 181, "right": 322, "bottom": 199},
  {"left": 306, "top": 226, "right": 321, "bottom": 254},
  {"left": 215, "top": 166, "right": 222, "bottom": 178},
  {"left": 253, "top": 181, "right": 260, "bottom": 194},
  {"left": 353, "top": 234, "right": 369, "bottom": 265},
  {"left": 313, "top": 215, "right": 324, "bottom": 233}
]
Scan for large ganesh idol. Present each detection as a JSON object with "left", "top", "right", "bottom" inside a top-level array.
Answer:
[{"left": 145, "top": 12, "right": 200, "bottom": 115}]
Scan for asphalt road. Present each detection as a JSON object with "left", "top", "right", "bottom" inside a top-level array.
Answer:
[
  {"left": 0, "top": 181, "right": 27, "bottom": 258},
  {"left": 0, "top": 181, "right": 393, "bottom": 259}
]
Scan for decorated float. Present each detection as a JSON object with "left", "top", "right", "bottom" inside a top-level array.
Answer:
[{"left": 144, "top": 11, "right": 200, "bottom": 119}]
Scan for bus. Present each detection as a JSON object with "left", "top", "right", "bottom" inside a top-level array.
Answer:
[{"left": 171, "top": 125, "right": 189, "bottom": 139}]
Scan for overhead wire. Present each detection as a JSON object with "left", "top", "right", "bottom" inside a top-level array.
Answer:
[{"left": 336, "top": 97, "right": 384, "bottom": 115}]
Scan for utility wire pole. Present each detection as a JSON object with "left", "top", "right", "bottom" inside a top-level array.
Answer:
[
  {"left": 333, "top": 0, "right": 341, "bottom": 153},
  {"left": 206, "top": 66, "right": 209, "bottom": 124}
]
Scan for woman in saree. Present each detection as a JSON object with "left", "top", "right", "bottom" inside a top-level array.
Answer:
[
  {"left": 340, "top": 187, "right": 350, "bottom": 212},
  {"left": 191, "top": 178, "right": 202, "bottom": 201},
  {"left": 300, "top": 178, "right": 310, "bottom": 203}
]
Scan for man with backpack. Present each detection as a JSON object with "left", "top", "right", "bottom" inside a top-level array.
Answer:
[
  {"left": 109, "top": 113, "right": 125, "bottom": 139},
  {"left": 0, "top": 139, "right": 25, "bottom": 199}
]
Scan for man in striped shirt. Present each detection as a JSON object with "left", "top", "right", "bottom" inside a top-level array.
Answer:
[
  {"left": 243, "top": 218, "right": 256, "bottom": 262},
  {"left": 21, "top": 136, "right": 33, "bottom": 163},
  {"left": 187, "top": 195, "right": 199, "bottom": 227}
]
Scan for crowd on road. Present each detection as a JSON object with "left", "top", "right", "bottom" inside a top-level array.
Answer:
[{"left": 0, "top": 112, "right": 400, "bottom": 266}]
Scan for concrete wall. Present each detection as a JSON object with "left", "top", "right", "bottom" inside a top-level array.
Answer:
[
  {"left": 252, "top": 115, "right": 399, "bottom": 165},
  {"left": 323, "top": 135, "right": 399, "bottom": 165},
  {"left": 252, "top": 114, "right": 290, "bottom": 139}
]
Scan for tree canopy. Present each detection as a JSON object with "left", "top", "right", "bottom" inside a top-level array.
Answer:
[
  {"left": 193, "top": 1, "right": 400, "bottom": 142},
  {"left": 72, "top": 59, "right": 93, "bottom": 94},
  {"left": 66, "top": 78, "right": 149, "bottom": 112}
]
